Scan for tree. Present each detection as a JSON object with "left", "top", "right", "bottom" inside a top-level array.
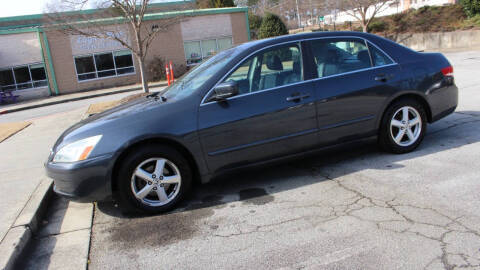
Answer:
[
  {"left": 46, "top": 0, "right": 192, "bottom": 93},
  {"left": 258, "top": 12, "right": 288, "bottom": 38},
  {"left": 210, "top": 0, "right": 235, "bottom": 8},
  {"left": 461, "top": 0, "right": 480, "bottom": 17},
  {"left": 334, "top": 0, "right": 398, "bottom": 32},
  {"left": 248, "top": 12, "right": 263, "bottom": 39},
  {"left": 197, "top": 0, "right": 235, "bottom": 8}
]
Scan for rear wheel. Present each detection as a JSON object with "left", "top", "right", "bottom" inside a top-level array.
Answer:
[
  {"left": 379, "top": 98, "right": 427, "bottom": 154},
  {"left": 117, "top": 144, "right": 192, "bottom": 214}
]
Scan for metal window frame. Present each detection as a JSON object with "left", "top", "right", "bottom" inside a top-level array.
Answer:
[
  {"left": 184, "top": 36, "right": 234, "bottom": 66},
  {"left": 0, "top": 62, "right": 48, "bottom": 92},
  {"left": 73, "top": 49, "right": 136, "bottom": 83}
]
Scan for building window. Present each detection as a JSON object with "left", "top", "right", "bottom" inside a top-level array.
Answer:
[
  {"left": 74, "top": 50, "right": 135, "bottom": 81},
  {"left": 184, "top": 37, "right": 233, "bottom": 65},
  {"left": 0, "top": 63, "right": 48, "bottom": 91}
]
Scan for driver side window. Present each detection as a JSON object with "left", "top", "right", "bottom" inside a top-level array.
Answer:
[{"left": 223, "top": 43, "right": 303, "bottom": 95}]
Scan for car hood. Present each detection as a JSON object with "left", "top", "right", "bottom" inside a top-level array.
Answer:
[{"left": 52, "top": 96, "right": 162, "bottom": 151}]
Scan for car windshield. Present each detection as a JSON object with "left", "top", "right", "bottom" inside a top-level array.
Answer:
[{"left": 162, "top": 46, "right": 241, "bottom": 99}]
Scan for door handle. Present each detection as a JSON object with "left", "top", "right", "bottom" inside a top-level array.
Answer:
[
  {"left": 286, "top": 94, "right": 310, "bottom": 102},
  {"left": 375, "top": 74, "right": 393, "bottom": 82}
]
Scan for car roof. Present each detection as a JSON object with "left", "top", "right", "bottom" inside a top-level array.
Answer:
[
  {"left": 245, "top": 31, "right": 374, "bottom": 47},
  {"left": 237, "top": 31, "right": 417, "bottom": 64}
]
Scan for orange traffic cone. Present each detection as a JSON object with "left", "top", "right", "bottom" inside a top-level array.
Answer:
[
  {"left": 165, "top": 63, "right": 171, "bottom": 86},
  {"left": 169, "top": 61, "right": 174, "bottom": 83}
]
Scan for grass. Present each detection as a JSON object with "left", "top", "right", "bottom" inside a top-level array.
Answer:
[
  {"left": 85, "top": 92, "right": 150, "bottom": 116},
  {"left": 0, "top": 122, "right": 31, "bottom": 143}
]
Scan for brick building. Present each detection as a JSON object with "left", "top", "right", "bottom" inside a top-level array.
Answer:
[{"left": 0, "top": 2, "right": 250, "bottom": 100}]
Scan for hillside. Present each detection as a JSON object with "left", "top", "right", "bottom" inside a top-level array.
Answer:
[{"left": 330, "top": 4, "right": 480, "bottom": 34}]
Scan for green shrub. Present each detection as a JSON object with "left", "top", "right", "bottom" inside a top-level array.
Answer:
[
  {"left": 353, "top": 26, "right": 363, "bottom": 32},
  {"left": 368, "top": 21, "right": 387, "bottom": 32},
  {"left": 258, "top": 13, "right": 288, "bottom": 39},
  {"left": 249, "top": 13, "right": 263, "bottom": 39},
  {"left": 461, "top": 0, "right": 480, "bottom": 17},
  {"left": 209, "top": 0, "right": 235, "bottom": 8}
]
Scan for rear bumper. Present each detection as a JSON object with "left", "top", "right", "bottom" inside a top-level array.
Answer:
[
  {"left": 45, "top": 154, "right": 114, "bottom": 202},
  {"left": 427, "top": 81, "right": 458, "bottom": 122}
]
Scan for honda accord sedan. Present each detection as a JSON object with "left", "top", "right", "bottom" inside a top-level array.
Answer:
[{"left": 46, "top": 32, "right": 457, "bottom": 214}]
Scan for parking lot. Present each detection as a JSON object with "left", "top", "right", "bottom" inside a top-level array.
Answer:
[
  {"left": 83, "top": 50, "right": 480, "bottom": 269},
  {"left": 2, "top": 50, "right": 479, "bottom": 270}
]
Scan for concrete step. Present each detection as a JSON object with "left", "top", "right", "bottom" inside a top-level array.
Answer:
[{"left": 15, "top": 196, "right": 93, "bottom": 270}]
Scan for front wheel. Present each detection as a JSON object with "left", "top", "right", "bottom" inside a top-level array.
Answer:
[
  {"left": 116, "top": 144, "right": 192, "bottom": 214},
  {"left": 379, "top": 98, "right": 427, "bottom": 154}
]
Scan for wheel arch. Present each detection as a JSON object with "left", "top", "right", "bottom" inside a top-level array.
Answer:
[
  {"left": 110, "top": 137, "right": 201, "bottom": 193},
  {"left": 376, "top": 92, "right": 433, "bottom": 130}
]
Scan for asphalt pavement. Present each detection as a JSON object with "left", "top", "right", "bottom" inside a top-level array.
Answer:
[
  {"left": 2, "top": 50, "right": 479, "bottom": 270},
  {"left": 87, "top": 50, "right": 480, "bottom": 270}
]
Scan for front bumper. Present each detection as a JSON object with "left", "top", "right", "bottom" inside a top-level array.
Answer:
[{"left": 45, "top": 154, "right": 114, "bottom": 202}]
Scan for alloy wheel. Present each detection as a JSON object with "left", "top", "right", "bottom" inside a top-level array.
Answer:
[
  {"left": 130, "top": 158, "right": 182, "bottom": 207},
  {"left": 390, "top": 106, "right": 422, "bottom": 147}
]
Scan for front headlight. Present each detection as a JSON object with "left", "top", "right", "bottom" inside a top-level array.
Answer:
[{"left": 53, "top": 135, "right": 102, "bottom": 163}]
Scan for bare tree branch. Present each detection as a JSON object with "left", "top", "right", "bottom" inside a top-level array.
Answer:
[
  {"left": 45, "top": 0, "right": 193, "bottom": 93},
  {"left": 329, "top": 0, "right": 398, "bottom": 32}
]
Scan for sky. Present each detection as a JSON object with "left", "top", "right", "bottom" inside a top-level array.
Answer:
[
  {"left": 0, "top": 0, "right": 52, "bottom": 18},
  {"left": 0, "top": 0, "right": 174, "bottom": 19}
]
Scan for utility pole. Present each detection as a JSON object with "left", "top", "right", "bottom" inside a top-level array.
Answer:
[{"left": 295, "top": 0, "right": 301, "bottom": 28}]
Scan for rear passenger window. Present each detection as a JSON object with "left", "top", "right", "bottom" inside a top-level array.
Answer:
[
  {"left": 309, "top": 39, "right": 372, "bottom": 78},
  {"left": 368, "top": 43, "right": 394, "bottom": 66},
  {"left": 223, "top": 43, "right": 303, "bottom": 94}
]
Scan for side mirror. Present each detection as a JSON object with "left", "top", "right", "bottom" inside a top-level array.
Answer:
[{"left": 212, "top": 81, "right": 239, "bottom": 101}]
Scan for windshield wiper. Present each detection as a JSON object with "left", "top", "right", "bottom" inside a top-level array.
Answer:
[{"left": 146, "top": 92, "right": 167, "bottom": 102}]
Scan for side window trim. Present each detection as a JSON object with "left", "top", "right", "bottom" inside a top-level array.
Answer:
[
  {"left": 308, "top": 37, "right": 374, "bottom": 79},
  {"left": 366, "top": 40, "right": 396, "bottom": 66},
  {"left": 200, "top": 36, "right": 398, "bottom": 106},
  {"left": 363, "top": 39, "right": 374, "bottom": 67},
  {"left": 201, "top": 41, "right": 305, "bottom": 105}
]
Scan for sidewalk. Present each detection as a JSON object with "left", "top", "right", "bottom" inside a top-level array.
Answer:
[
  {"left": 0, "top": 81, "right": 167, "bottom": 115},
  {"left": 0, "top": 107, "right": 87, "bottom": 270},
  {"left": 0, "top": 81, "right": 167, "bottom": 269}
]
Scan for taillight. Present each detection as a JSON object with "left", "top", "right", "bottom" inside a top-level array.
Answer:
[{"left": 441, "top": 66, "right": 454, "bottom": 77}]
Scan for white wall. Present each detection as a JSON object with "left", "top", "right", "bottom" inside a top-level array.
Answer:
[
  {"left": 409, "top": 0, "right": 454, "bottom": 9},
  {"left": 180, "top": 14, "right": 232, "bottom": 41},
  {"left": 324, "top": 0, "right": 454, "bottom": 25},
  {"left": 0, "top": 32, "right": 43, "bottom": 68}
]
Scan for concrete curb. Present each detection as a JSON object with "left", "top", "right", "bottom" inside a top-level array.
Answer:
[
  {"left": 0, "top": 179, "right": 55, "bottom": 270},
  {"left": 0, "top": 82, "right": 167, "bottom": 115}
]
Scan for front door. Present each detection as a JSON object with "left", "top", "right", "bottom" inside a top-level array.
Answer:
[{"left": 198, "top": 42, "right": 318, "bottom": 173}]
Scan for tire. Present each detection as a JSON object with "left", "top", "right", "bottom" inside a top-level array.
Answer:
[
  {"left": 378, "top": 98, "right": 427, "bottom": 154},
  {"left": 116, "top": 144, "right": 192, "bottom": 214}
]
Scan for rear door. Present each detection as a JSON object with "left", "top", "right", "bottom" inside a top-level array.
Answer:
[
  {"left": 198, "top": 42, "right": 318, "bottom": 173},
  {"left": 306, "top": 37, "right": 402, "bottom": 145}
]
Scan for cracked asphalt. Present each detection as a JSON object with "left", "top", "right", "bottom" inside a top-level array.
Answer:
[{"left": 88, "top": 50, "right": 480, "bottom": 270}]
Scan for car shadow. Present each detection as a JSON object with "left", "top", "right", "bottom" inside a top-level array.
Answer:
[{"left": 96, "top": 111, "right": 480, "bottom": 219}]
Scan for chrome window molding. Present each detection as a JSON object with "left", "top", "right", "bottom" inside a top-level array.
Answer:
[
  {"left": 364, "top": 40, "right": 396, "bottom": 65},
  {"left": 200, "top": 35, "right": 398, "bottom": 106}
]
